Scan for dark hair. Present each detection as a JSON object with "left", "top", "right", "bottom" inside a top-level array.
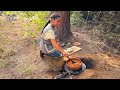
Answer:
[
  {"left": 42, "top": 20, "right": 50, "bottom": 31},
  {"left": 41, "top": 13, "right": 61, "bottom": 34}
]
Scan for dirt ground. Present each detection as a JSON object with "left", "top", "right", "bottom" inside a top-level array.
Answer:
[{"left": 0, "top": 15, "right": 120, "bottom": 79}]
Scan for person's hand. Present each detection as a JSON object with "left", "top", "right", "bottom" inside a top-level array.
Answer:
[
  {"left": 62, "top": 51, "right": 69, "bottom": 57},
  {"left": 62, "top": 52, "right": 69, "bottom": 61}
]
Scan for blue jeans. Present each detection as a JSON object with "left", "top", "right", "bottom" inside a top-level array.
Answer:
[{"left": 49, "top": 50, "right": 62, "bottom": 57}]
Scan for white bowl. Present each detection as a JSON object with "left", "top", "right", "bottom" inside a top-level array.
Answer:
[{"left": 67, "top": 48, "right": 73, "bottom": 53}]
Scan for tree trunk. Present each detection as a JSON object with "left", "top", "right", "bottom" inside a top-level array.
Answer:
[{"left": 54, "top": 11, "right": 73, "bottom": 41}]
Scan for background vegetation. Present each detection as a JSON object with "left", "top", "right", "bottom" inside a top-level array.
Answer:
[{"left": 71, "top": 11, "right": 120, "bottom": 55}]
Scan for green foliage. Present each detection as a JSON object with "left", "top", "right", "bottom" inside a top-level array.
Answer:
[
  {"left": 23, "top": 67, "right": 32, "bottom": 76},
  {"left": 1, "top": 11, "right": 51, "bottom": 51},
  {"left": 23, "top": 11, "right": 34, "bottom": 18},
  {"left": 23, "top": 11, "right": 50, "bottom": 37},
  {"left": 4, "top": 11, "right": 50, "bottom": 37},
  {"left": 29, "top": 11, "right": 50, "bottom": 30},
  {"left": 4, "top": 11, "right": 16, "bottom": 15},
  {"left": 3, "top": 11, "right": 50, "bottom": 30},
  {"left": 71, "top": 11, "right": 120, "bottom": 55},
  {"left": 70, "top": 11, "right": 86, "bottom": 27},
  {"left": 0, "top": 59, "right": 9, "bottom": 68}
]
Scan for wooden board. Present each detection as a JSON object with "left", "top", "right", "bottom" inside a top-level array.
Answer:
[{"left": 64, "top": 46, "right": 82, "bottom": 55}]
